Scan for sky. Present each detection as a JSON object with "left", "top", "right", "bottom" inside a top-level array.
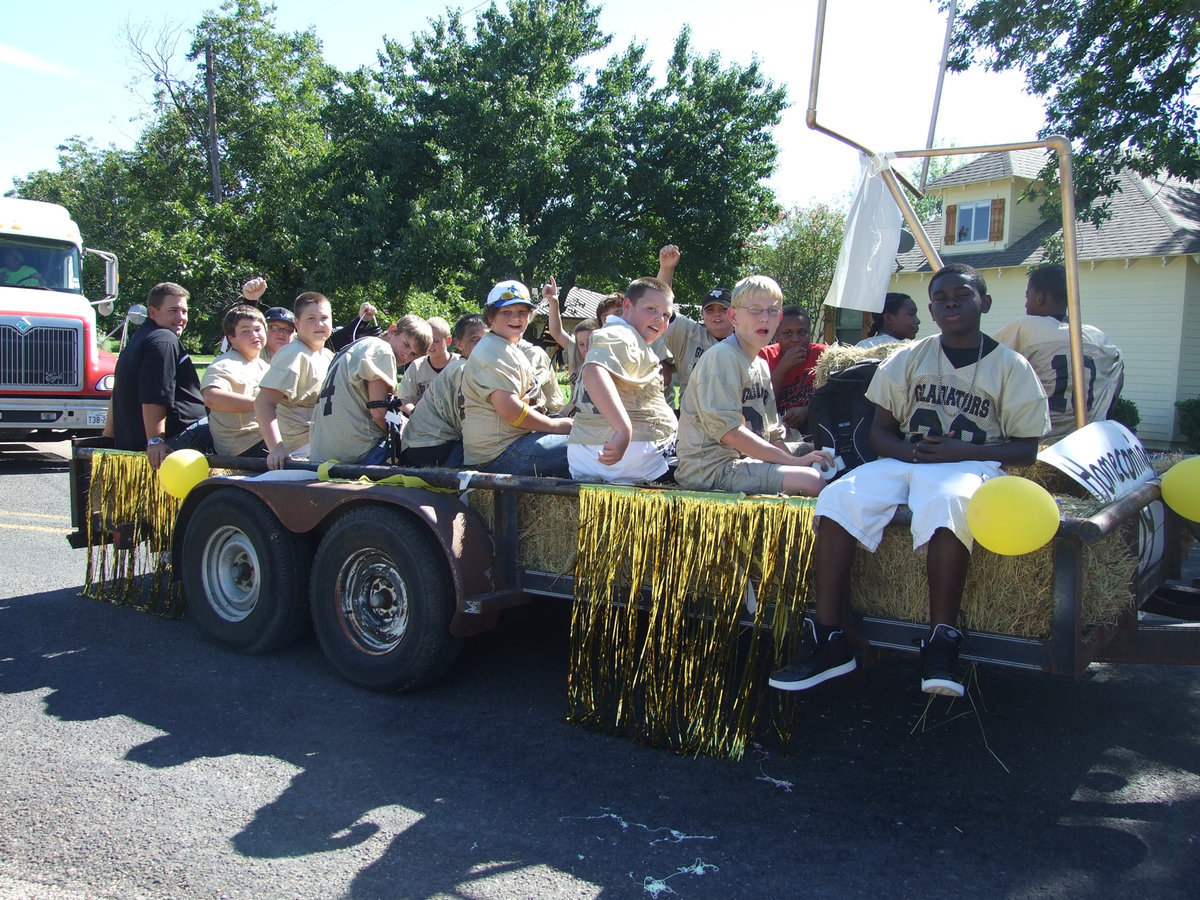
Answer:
[{"left": 0, "top": 0, "right": 1048, "bottom": 209}]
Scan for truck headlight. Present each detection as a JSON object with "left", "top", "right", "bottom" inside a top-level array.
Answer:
[{"left": 96, "top": 374, "right": 115, "bottom": 391}]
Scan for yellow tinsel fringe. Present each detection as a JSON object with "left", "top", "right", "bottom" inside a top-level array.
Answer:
[
  {"left": 83, "top": 450, "right": 185, "bottom": 617},
  {"left": 568, "top": 486, "right": 817, "bottom": 759}
]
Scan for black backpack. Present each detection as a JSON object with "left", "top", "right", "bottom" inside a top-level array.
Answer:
[{"left": 807, "top": 359, "right": 880, "bottom": 479}]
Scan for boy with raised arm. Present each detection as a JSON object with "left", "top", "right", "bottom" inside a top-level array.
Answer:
[
  {"left": 675, "top": 276, "right": 832, "bottom": 496},
  {"left": 201, "top": 305, "right": 270, "bottom": 458},
  {"left": 567, "top": 277, "right": 678, "bottom": 484},
  {"left": 769, "top": 263, "right": 1050, "bottom": 697}
]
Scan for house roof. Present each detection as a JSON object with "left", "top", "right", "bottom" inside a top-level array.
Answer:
[
  {"left": 533, "top": 285, "right": 609, "bottom": 320},
  {"left": 928, "top": 148, "right": 1048, "bottom": 189},
  {"left": 897, "top": 160, "right": 1200, "bottom": 274}
]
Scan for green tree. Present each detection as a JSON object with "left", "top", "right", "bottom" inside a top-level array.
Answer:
[
  {"left": 744, "top": 203, "right": 846, "bottom": 320},
  {"left": 946, "top": 0, "right": 1200, "bottom": 225}
]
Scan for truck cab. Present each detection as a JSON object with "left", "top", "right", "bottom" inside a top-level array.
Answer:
[{"left": 0, "top": 197, "right": 119, "bottom": 441}]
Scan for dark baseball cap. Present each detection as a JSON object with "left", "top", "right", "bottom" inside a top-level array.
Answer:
[
  {"left": 264, "top": 307, "right": 295, "bottom": 326},
  {"left": 702, "top": 288, "right": 732, "bottom": 309}
]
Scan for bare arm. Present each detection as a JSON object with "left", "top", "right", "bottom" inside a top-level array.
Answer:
[
  {"left": 490, "top": 390, "right": 572, "bottom": 435},
  {"left": 582, "top": 363, "right": 631, "bottom": 464},
  {"left": 367, "top": 379, "right": 390, "bottom": 431},
  {"left": 656, "top": 244, "right": 680, "bottom": 287},
  {"left": 253, "top": 387, "right": 290, "bottom": 469},
  {"left": 543, "top": 276, "right": 574, "bottom": 352},
  {"left": 142, "top": 403, "right": 169, "bottom": 468},
  {"left": 202, "top": 386, "right": 255, "bottom": 414}
]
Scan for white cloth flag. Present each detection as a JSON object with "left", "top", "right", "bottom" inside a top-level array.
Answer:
[{"left": 823, "top": 153, "right": 902, "bottom": 313}]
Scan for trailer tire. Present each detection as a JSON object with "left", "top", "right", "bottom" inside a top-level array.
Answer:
[
  {"left": 182, "top": 489, "right": 311, "bottom": 654},
  {"left": 310, "top": 506, "right": 461, "bottom": 692}
]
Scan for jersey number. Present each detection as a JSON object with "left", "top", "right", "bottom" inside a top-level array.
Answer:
[
  {"left": 319, "top": 378, "right": 336, "bottom": 416},
  {"left": 908, "top": 408, "right": 989, "bottom": 445},
  {"left": 1048, "top": 354, "right": 1096, "bottom": 413}
]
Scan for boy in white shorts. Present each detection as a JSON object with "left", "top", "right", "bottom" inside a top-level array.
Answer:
[
  {"left": 769, "top": 263, "right": 1050, "bottom": 698},
  {"left": 567, "top": 277, "right": 678, "bottom": 483},
  {"left": 674, "top": 276, "right": 831, "bottom": 496}
]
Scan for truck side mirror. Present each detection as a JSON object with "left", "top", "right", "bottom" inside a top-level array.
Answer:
[{"left": 126, "top": 304, "right": 147, "bottom": 326}]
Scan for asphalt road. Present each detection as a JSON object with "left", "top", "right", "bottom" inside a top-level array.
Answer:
[{"left": 1, "top": 441, "right": 1197, "bottom": 899}]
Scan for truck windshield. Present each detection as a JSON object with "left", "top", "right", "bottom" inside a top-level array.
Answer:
[{"left": 0, "top": 237, "right": 82, "bottom": 293}]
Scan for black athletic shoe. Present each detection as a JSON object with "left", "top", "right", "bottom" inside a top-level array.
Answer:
[
  {"left": 769, "top": 621, "right": 856, "bottom": 691},
  {"left": 920, "top": 624, "right": 964, "bottom": 697}
]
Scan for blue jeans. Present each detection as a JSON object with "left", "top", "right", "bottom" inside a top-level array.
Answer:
[
  {"left": 359, "top": 438, "right": 392, "bottom": 466},
  {"left": 482, "top": 432, "right": 571, "bottom": 478}
]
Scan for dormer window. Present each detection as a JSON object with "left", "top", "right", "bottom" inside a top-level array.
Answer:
[{"left": 943, "top": 198, "right": 1005, "bottom": 246}]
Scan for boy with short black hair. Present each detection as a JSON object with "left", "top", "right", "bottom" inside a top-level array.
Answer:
[
  {"left": 567, "top": 277, "right": 678, "bottom": 483},
  {"left": 769, "top": 263, "right": 1050, "bottom": 697},
  {"left": 201, "top": 305, "right": 269, "bottom": 457},
  {"left": 993, "top": 263, "right": 1124, "bottom": 443},
  {"left": 400, "top": 314, "right": 487, "bottom": 467},
  {"left": 759, "top": 306, "right": 827, "bottom": 432},
  {"left": 255, "top": 292, "right": 334, "bottom": 470},
  {"left": 675, "top": 275, "right": 832, "bottom": 496}
]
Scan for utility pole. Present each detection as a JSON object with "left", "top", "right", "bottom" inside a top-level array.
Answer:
[{"left": 205, "top": 38, "right": 222, "bottom": 203}]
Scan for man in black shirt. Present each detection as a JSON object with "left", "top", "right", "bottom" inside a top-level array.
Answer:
[{"left": 110, "top": 282, "right": 205, "bottom": 468}]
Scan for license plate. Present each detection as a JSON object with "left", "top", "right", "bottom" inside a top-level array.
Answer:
[{"left": 86, "top": 409, "right": 107, "bottom": 427}]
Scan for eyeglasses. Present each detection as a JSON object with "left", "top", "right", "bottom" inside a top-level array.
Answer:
[
  {"left": 734, "top": 305, "right": 783, "bottom": 318},
  {"left": 268, "top": 324, "right": 294, "bottom": 334}
]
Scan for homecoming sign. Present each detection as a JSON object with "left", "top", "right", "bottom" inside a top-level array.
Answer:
[{"left": 1038, "top": 421, "right": 1162, "bottom": 576}]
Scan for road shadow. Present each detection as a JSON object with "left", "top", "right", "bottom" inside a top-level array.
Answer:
[
  {"left": 0, "top": 442, "right": 70, "bottom": 474},
  {"left": 1, "top": 587, "right": 1197, "bottom": 898}
]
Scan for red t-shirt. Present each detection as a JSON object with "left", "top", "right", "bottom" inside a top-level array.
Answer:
[{"left": 759, "top": 342, "right": 827, "bottom": 412}]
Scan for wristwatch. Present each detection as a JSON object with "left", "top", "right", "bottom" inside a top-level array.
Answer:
[{"left": 147, "top": 436, "right": 165, "bottom": 446}]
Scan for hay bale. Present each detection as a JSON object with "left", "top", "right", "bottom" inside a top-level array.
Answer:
[
  {"left": 812, "top": 341, "right": 906, "bottom": 389},
  {"left": 850, "top": 496, "right": 1136, "bottom": 638},
  {"left": 467, "top": 491, "right": 580, "bottom": 575}
]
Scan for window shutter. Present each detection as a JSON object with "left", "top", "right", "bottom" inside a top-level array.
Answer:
[
  {"left": 944, "top": 205, "right": 957, "bottom": 245},
  {"left": 988, "top": 198, "right": 1005, "bottom": 242}
]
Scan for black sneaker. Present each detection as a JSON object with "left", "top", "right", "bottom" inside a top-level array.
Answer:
[
  {"left": 769, "top": 621, "right": 856, "bottom": 691},
  {"left": 920, "top": 624, "right": 964, "bottom": 697}
]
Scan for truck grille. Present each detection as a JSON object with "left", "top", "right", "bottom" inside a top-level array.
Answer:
[{"left": 0, "top": 315, "right": 84, "bottom": 391}]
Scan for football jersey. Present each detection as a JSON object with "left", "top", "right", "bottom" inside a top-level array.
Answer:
[
  {"left": 568, "top": 316, "right": 676, "bottom": 446},
  {"left": 259, "top": 340, "right": 334, "bottom": 452},
  {"left": 461, "top": 333, "right": 541, "bottom": 466},
  {"left": 402, "top": 358, "right": 467, "bottom": 450},
  {"left": 519, "top": 340, "right": 565, "bottom": 415},
  {"left": 993, "top": 315, "right": 1123, "bottom": 442},
  {"left": 663, "top": 315, "right": 719, "bottom": 404},
  {"left": 676, "top": 335, "right": 786, "bottom": 489},
  {"left": 200, "top": 349, "right": 269, "bottom": 455},
  {"left": 867, "top": 334, "right": 1050, "bottom": 446},
  {"left": 309, "top": 337, "right": 398, "bottom": 464},
  {"left": 397, "top": 352, "right": 460, "bottom": 408}
]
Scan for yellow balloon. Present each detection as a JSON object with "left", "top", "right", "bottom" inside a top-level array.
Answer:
[
  {"left": 158, "top": 448, "right": 210, "bottom": 499},
  {"left": 1161, "top": 456, "right": 1200, "bottom": 522},
  {"left": 967, "top": 476, "right": 1060, "bottom": 556}
]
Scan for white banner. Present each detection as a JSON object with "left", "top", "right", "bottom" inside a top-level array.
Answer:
[{"left": 822, "top": 154, "right": 902, "bottom": 313}]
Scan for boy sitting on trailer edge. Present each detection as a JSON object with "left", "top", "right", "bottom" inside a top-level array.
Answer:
[
  {"left": 674, "top": 275, "right": 832, "bottom": 496},
  {"left": 769, "top": 263, "right": 1050, "bottom": 698}
]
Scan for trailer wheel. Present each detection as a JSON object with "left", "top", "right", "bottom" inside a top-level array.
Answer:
[
  {"left": 182, "top": 489, "right": 310, "bottom": 653},
  {"left": 310, "top": 506, "right": 461, "bottom": 692}
]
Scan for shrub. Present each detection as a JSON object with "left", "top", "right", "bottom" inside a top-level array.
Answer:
[
  {"left": 1175, "top": 397, "right": 1200, "bottom": 451},
  {"left": 1110, "top": 397, "right": 1140, "bottom": 433}
]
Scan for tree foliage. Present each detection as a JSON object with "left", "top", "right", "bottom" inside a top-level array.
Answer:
[
  {"left": 744, "top": 203, "right": 846, "bottom": 321},
  {"left": 946, "top": 0, "right": 1200, "bottom": 225},
  {"left": 11, "top": 0, "right": 787, "bottom": 345}
]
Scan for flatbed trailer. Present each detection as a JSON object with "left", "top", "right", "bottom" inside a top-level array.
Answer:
[{"left": 67, "top": 440, "right": 1200, "bottom": 687}]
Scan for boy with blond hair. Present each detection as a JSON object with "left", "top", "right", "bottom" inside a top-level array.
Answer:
[
  {"left": 255, "top": 292, "right": 334, "bottom": 470},
  {"left": 676, "top": 275, "right": 832, "bottom": 496},
  {"left": 308, "top": 315, "right": 431, "bottom": 466},
  {"left": 567, "top": 277, "right": 678, "bottom": 483},
  {"left": 395, "top": 315, "right": 456, "bottom": 415}
]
